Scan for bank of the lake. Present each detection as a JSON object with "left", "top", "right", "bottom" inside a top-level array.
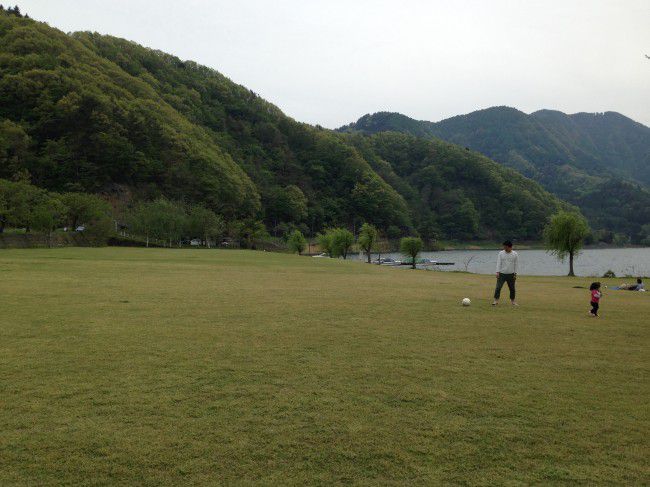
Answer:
[{"left": 352, "top": 247, "right": 650, "bottom": 277}]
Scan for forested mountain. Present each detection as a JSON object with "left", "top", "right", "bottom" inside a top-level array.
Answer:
[
  {"left": 341, "top": 108, "right": 650, "bottom": 188},
  {"left": 346, "top": 132, "right": 564, "bottom": 241},
  {"left": 341, "top": 108, "right": 650, "bottom": 243},
  {"left": 0, "top": 10, "right": 567, "bottom": 242}
]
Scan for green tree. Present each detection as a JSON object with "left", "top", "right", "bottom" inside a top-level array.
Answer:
[
  {"left": 234, "top": 219, "right": 269, "bottom": 249},
  {"left": 612, "top": 233, "right": 631, "bottom": 247},
  {"left": 147, "top": 199, "right": 186, "bottom": 247},
  {"left": 60, "top": 192, "right": 111, "bottom": 230},
  {"left": 128, "top": 202, "right": 158, "bottom": 247},
  {"left": 543, "top": 211, "right": 590, "bottom": 276},
  {"left": 400, "top": 237, "right": 423, "bottom": 269},
  {"left": 0, "top": 179, "right": 44, "bottom": 232},
  {"left": 0, "top": 119, "right": 30, "bottom": 180},
  {"left": 350, "top": 176, "right": 410, "bottom": 228},
  {"left": 287, "top": 229, "right": 306, "bottom": 255},
  {"left": 0, "top": 187, "right": 8, "bottom": 232},
  {"left": 188, "top": 205, "right": 224, "bottom": 248},
  {"left": 31, "top": 197, "right": 66, "bottom": 247},
  {"left": 316, "top": 231, "right": 333, "bottom": 256},
  {"left": 640, "top": 224, "right": 650, "bottom": 246},
  {"left": 438, "top": 194, "right": 479, "bottom": 240},
  {"left": 358, "top": 222, "right": 378, "bottom": 263},
  {"left": 330, "top": 228, "right": 354, "bottom": 259},
  {"left": 386, "top": 225, "right": 401, "bottom": 241},
  {"left": 415, "top": 213, "right": 439, "bottom": 248},
  {"left": 82, "top": 215, "right": 114, "bottom": 246},
  {"left": 265, "top": 185, "right": 308, "bottom": 229}
]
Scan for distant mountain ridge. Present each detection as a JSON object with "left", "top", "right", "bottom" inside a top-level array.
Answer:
[
  {"left": 340, "top": 108, "right": 650, "bottom": 242},
  {"left": 340, "top": 107, "right": 650, "bottom": 189}
]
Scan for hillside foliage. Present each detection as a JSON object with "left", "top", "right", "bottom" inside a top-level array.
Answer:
[
  {"left": 341, "top": 109, "right": 650, "bottom": 242},
  {"left": 0, "top": 11, "right": 569, "bottom": 242}
]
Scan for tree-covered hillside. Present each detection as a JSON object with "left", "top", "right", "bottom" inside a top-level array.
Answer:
[
  {"left": 432, "top": 107, "right": 650, "bottom": 189},
  {"left": 341, "top": 108, "right": 650, "bottom": 243},
  {"left": 341, "top": 108, "right": 650, "bottom": 188},
  {"left": 346, "top": 132, "right": 564, "bottom": 241},
  {"left": 0, "top": 10, "right": 568, "bottom": 241}
]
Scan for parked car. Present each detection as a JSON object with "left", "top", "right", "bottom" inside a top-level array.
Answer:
[{"left": 190, "top": 239, "right": 201, "bottom": 246}]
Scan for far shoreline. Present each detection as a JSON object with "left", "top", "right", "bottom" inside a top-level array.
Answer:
[{"left": 434, "top": 243, "right": 650, "bottom": 252}]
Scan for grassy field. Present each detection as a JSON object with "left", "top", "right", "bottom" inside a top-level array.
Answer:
[{"left": 1, "top": 248, "right": 648, "bottom": 485}]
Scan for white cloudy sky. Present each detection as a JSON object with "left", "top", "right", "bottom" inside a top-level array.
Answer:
[{"left": 16, "top": 0, "right": 650, "bottom": 127}]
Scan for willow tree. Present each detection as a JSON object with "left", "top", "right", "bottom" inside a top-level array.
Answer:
[
  {"left": 287, "top": 229, "right": 307, "bottom": 255},
  {"left": 358, "top": 223, "right": 378, "bottom": 263},
  {"left": 400, "top": 236, "right": 423, "bottom": 269},
  {"left": 30, "top": 197, "right": 65, "bottom": 248},
  {"left": 543, "top": 211, "right": 590, "bottom": 276},
  {"left": 330, "top": 228, "right": 354, "bottom": 259}
]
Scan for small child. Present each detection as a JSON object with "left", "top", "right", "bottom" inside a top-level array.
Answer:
[{"left": 589, "top": 282, "right": 602, "bottom": 317}]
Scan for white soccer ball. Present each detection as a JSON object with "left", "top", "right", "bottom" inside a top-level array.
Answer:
[{"left": 462, "top": 298, "right": 471, "bottom": 306}]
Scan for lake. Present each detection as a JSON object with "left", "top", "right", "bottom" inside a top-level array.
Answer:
[{"left": 350, "top": 248, "right": 650, "bottom": 277}]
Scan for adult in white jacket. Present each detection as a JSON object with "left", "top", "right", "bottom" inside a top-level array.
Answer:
[{"left": 492, "top": 240, "right": 518, "bottom": 306}]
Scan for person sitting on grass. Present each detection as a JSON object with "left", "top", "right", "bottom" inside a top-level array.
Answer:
[
  {"left": 492, "top": 240, "right": 519, "bottom": 306},
  {"left": 626, "top": 278, "right": 644, "bottom": 291},
  {"left": 589, "top": 282, "right": 602, "bottom": 317},
  {"left": 614, "top": 278, "right": 645, "bottom": 291}
]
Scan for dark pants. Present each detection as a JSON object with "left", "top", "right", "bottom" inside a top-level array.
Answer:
[
  {"left": 590, "top": 301, "right": 599, "bottom": 316},
  {"left": 494, "top": 273, "right": 516, "bottom": 300}
]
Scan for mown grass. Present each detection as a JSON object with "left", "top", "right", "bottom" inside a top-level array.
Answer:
[{"left": 1, "top": 248, "right": 648, "bottom": 485}]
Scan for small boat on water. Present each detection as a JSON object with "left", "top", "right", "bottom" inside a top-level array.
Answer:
[{"left": 374, "top": 257, "right": 402, "bottom": 266}]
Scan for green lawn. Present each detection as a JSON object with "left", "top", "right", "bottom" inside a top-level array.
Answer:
[{"left": 1, "top": 248, "right": 648, "bottom": 485}]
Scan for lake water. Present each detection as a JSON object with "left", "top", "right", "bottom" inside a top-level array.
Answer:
[{"left": 350, "top": 248, "right": 650, "bottom": 277}]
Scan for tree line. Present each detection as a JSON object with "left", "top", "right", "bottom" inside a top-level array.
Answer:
[
  {"left": 286, "top": 222, "right": 424, "bottom": 269},
  {"left": 0, "top": 177, "right": 111, "bottom": 246},
  {"left": 0, "top": 5, "right": 26, "bottom": 17},
  {"left": 0, "top": 177, "right": 270, "bottom": 249},
  {"left": 0, "top": 176, "right": 430, "bottom": 252},
  {"left": 0, "top": 173, "right": 603, "bottom": 278},
  {"left": 287, "top": 211, "right": 597, "bottom": 278}
]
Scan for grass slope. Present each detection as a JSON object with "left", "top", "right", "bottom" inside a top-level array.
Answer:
[{"left": 1, "top": 248, "right": 648, "bottom": 484}]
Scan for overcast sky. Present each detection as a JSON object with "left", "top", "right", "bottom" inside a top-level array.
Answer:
[{"left": 17, "top": 0, "right": 650, "bottom": 127}]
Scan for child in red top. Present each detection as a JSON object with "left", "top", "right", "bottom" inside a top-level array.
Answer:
[{"left": 589, "top": 282, "right": 602, "bottom": 317}]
